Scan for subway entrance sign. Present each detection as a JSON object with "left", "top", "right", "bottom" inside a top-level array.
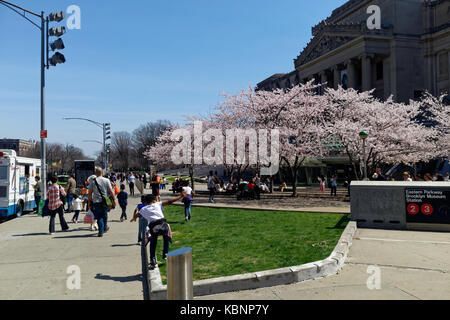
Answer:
[{"left": 405, "top": 188, "right": 450, "bottom": 224}]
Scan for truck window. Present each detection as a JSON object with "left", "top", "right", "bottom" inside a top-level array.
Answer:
[{"left": 0, "top": 166, "right": 7, "bottom": 180}]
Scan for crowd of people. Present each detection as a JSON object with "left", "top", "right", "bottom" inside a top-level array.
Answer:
[{"left": 38, "top": 168, "right": 192, "bottom": 270}]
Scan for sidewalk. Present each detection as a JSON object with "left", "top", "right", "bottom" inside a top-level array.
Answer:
[
  {"left": 197, "top": 228, "right": 450, "bottom": 300},
  {"left": 2, "top": 186, "right": 448, "bottom": 300},
  {"left": 0, "top": 197, "right": 146, "bottom": 300}
]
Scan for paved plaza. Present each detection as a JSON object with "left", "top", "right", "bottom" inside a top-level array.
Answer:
[{"left": 0, "top": 186, "right": 448, "bottom": 300}]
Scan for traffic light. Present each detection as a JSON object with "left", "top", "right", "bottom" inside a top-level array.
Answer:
[
  {"left": 49, "top": 11, "right": 66, "bottom": 22},
  {"left": 49, "top": 52, "right": 66, "bottom": 66},
  {"left": 49, "top": 38, "right": 65, "bottom": 51},
  {"left": 49, "top": 26, "right": 66, "bottom": 37},
  {"left": 104, "top": 123, "right": 111, "bottom": 141},
  {"left": 48, "top": 12, "right": 66, "bottom": 68}
]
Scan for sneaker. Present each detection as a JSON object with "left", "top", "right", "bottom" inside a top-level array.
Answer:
[
  {"left": 49, "top": 232, "right": 55, "bottom": 235},
  {"left": 150, "top": 258, "right": 157, "bottom": 268},
  {"left": 162, "top": 254, "right": 167, "bottom": 260},
  {"left": 120, "top": 218, "right": 123, "bottom": 222},
  {"left": 94, "top": 223, "right": 98, "bottom": 231},
  {"left": 98, "top": 233, "right": 103, "bottom": 237}
]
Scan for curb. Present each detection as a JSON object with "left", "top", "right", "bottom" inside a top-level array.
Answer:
[
  {"left": 172, "top": 203, "right": 350, "bottom": 214},
  {"left": 148, "top": 221, "right": 357, "bottom": 300}
]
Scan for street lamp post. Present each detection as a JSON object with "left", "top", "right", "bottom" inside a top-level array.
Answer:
[
  {"left": 359, "top": 130, "right": 369, "bottom": 180},
  {"left": 63, "top": 118, "right": 111, "bottom": 171},
  {"left": 0, "top": 1, "right": 67, "bottom": 201}
]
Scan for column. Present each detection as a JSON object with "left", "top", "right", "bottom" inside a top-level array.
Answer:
[
  {"left": 448, "top": 51, "right": 450, "bottom": 94},
  {"left": 333, "top": 66, "right": 340, "bottom": 89},
  {"left": 361, "top": 54, "right": 372, "bottom": 92},
  {"left": 347, "top": 59, "right": 356, "bottom": 89},
  {"left": 319, "top": 71, "right": 327, "bottom": 94}
]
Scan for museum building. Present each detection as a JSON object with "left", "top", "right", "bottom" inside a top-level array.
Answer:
[{"left": 257, "top": 0, "right": 450, "bottom": 103}]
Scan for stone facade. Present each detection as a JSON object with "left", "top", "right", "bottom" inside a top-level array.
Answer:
[
  {"left": 257, "top": 0, "right": 450, "bottom": 102},
  {"left": 0, "top": 139, "right": 36, "bottom": 156}
]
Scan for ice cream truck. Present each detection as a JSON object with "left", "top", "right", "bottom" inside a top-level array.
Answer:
[{"left": 0, "top": 150, "right": 42, "bottom": 218}]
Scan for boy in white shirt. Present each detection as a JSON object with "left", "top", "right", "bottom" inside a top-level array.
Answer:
[
  {"left": 71, "top": 195, "right": 83, "bottom": 224},
  {"left": 131, "top": 193, "right": 185, "bottom": 268}
]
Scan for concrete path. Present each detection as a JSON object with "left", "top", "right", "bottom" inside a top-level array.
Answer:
[
  {"left": 197, "top": 228, "right": 450, "bottom": 300},
  {"left": 1, "top": 184, "right": 448, "bottom": 300},
  {"left": 0, "top": 197, "right": 146, "bottom": 300}
]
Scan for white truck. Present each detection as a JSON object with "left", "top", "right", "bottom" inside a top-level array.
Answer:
[{"left": 0, "top": 150, "right": 41, "bottom": 218}]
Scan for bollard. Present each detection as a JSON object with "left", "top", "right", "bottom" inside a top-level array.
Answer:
[{"left": 167, "top": 247, "right": 193, "bottom": 300}]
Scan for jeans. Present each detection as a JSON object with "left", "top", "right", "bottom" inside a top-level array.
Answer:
[
  {"left": 330, "top": 186, "right": 337, "bottom": 196},
  {"left": 138, "top": 216, "right": 148, "bottom": 242},
  {"left": 49, "top": 205, "right": 69, "bottom": 233},
  {"left": 120, "top": 205, "right": 127, "bottom": 220},
  {"left": 72, "top": 210, "right": 80, "bottom": 221},
  {"left": 35, "top": 196, "right": 41, "bottom": 212},
  {"left": 184, "top": 201, "right": 192, "bottom": 219},
  {"left": 129, "top": 183, "right": 134, "bottom": 196},
  {"left": 149, "top": 234, "right": 170, "bottom": 261},
  {"left": 209, "top": 188, "right": 215, "bottom": 202},
  {"left": 92, "top": 203, "right": 108, "bottom": 235},
  {"left": 66, "top": 193, "right": 74, "bottom": 213}
]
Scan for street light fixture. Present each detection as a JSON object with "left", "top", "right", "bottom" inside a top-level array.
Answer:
[
  {"left": 0, "top": 0, "right": 68, "bottom": 203},
  {"left": 359, "top": 130, "right": 369, "bottom": 180},
  {"left": 63, "top": 118, "right": 112, "bottom": 171}
]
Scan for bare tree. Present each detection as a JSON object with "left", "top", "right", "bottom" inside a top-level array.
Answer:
[
  {"left": 111, "top": 131, "right": 133, "bottom": 171},
  {"left": 132, "top": 120, "right": 171, "bottom": 169}
]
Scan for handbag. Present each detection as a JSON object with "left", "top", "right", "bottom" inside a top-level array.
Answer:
[
  {"left": 84, "top": 209, "right": 94, "bottom": 224},
  {"left": 94, "top": 178, "right": 113, "bottom": 209},
  {"left": 42, "top": 199, "right": 50, "bottom": 217}
]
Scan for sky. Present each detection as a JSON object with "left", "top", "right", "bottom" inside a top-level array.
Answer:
[{"left": 0, "top": 0, "right": 347, "bottom": 158}]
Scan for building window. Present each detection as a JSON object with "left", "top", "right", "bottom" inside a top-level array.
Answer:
[
  {"left": 376, "top": 61, "right": 383, "bottom": 80},
  {"left": 438, "top": 52, "right": 449, "bottom": 79}
]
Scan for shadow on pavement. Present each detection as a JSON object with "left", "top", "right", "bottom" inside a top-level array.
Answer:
[
  {"left": 111, "top": 243, "right": 138, "bottom": 247},
  {"left": 53, "top": 234, "right": 97, "bottom": 239},
  {"left": 95, "top": 273, "right": 142, "bottom": 283},
  {"left": 12, "top": 233, "right": 49, "bottom": 237}
]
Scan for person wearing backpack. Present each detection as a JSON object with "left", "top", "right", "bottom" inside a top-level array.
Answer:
[{"left": 88, "top": 168, "right": 117, "bottom": 237}]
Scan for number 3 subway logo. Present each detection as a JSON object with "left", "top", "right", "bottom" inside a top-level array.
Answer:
[{"left": 405, "top": 188, "right": 450, "bottom": 224}]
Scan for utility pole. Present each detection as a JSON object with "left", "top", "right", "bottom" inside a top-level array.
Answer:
[{"left": 0, "top": 1, "right": 67, "bottom": 201}]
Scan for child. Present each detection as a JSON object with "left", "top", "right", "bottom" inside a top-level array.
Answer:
[
  {"left": 181, "top": 181, "right": 194, "bottom": 221},
  {"left": 135, "top": 195, "right": 148, "bottom": 244},
  {"left": 131, "top": 193, "right": 185, "bottom": 269},
  {"left": 71, "top": 195, "right": 83, "bottom": 224},
  {"left": 117, "top": 184, "right": 128, "bottom": 222}
]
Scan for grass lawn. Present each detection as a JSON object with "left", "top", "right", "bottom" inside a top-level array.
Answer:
[{"left": 153, "top": 206, "right": 350, "bottom": 284}]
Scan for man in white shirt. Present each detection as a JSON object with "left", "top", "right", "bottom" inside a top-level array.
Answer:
[
  {"left": 131, "top": 193, "right": 185, "bottom": 268},
  {"left": 128, "top": 173, "right": 136, "bottom": 196},
  {"left": 89, "top": 168, "right": 117, "bottom": 237}
]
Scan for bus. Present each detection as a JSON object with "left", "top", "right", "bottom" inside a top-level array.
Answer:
[{"left": 0, "top": 150, "right": 41, "bottom": 218}]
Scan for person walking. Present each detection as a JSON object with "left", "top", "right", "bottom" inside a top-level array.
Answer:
[
  {"left": 89, "top": 168, "right": 117, "bottom": 237},
  {"left": 319, "top": 176, "right": 326, "bottom": 192},
  {"left": 71, "top": 195, "right": 83, "bottom": 224},
  {"left": 47, "top": 175, "right": 69, "bottom": 235},
  {"left": 117, "top": 184, "right": 128, "bottom": 222},
  {"left": 128, "top": 173, "right": 136, "bottom": 196},
  {"left": 33, "top": 176, "right": 42, "bottom": 213},
  {"left": 330, "top": 174, "right": 337, "bottom": 197},
  {"left": 151, "top": 172, "right": 161, "bottom": 200},
  {"left": 207, "top": 171, "right": 218, "bottom": 203},
  {"left": 65, "top": 174, "right": 77, "bottom": 214},
  {"left": 131, "top": 193, "right": 185, "bottom": 269},
  {"left": 182, "top": 181, "right": 195, "bottom": 221},
  {"left": 253, "top": 174, "right": 261, "bottom": 200}
]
